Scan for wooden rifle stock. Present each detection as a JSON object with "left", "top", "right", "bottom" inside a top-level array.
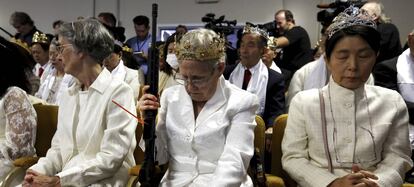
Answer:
[{"left": 139, "top": 3, "right": 159, "bottom": 187}]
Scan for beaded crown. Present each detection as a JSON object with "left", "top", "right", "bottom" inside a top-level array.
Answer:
[
  {"left": 175, "top": 32, "right": 226, "bottom": 61},
  {"left": 32, "top": 31, "right": 49, "bottom": 44},
  {"left": 243, "top": 24, "right": 269, "bottom": 41},
  {"left": 10, "top": 38, "right": 30, "bottom": 53},
  {"left": 326, "top": 5, "right": 377, "bottom": 39}
]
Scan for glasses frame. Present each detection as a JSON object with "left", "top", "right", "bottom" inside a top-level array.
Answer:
[
  {"left": 56, "top": 44, "right": 73, "bottom": 55},
  {"left": 174, "top": 67, "right": 216, "bottom": 88}
]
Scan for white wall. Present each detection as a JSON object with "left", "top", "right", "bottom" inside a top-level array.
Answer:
[{"left": 1, "top": 0, "right": 413, "bottom": 47}]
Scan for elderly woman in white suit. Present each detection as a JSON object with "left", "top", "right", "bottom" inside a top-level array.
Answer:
[
  {"left": 23, "top": 19, "right": 136, "bottom": 187},
  {"left": 282, "top": 7, "right": 412, "bottom": 187},
  {"left": 139, "top": 28, "right": 259, "bottom": 186}
]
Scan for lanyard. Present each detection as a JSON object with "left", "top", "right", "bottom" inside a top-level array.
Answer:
[{"left": 136, "top": 35, "right": 150, "bottom": 52}]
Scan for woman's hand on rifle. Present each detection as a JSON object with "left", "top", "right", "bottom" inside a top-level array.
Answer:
[{"left": 138, "top": 85, "right": 160, "bottom": 118}]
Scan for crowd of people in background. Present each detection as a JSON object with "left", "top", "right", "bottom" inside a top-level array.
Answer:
[{"left": 1, "top": 0, "right": 413, "bottom": 186}]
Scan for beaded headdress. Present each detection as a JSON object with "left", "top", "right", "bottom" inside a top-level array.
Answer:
[
  {"left": 243, "top": 24, "right": 269, "bottom": 42},
  {"left": 326, "top": 5, "right": 377, "bottom": 39},
  {"left": 32, "top": 31, "right": 50, "bottom": 44},
  {"left": 175, "top": 30, "right": 226, "bottom": 61}
]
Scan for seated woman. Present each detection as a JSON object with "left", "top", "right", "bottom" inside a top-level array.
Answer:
[
  {"left": 139, "top": 28, "right": 258, "bottom": 186},
  {"left": 158, "top": 34, "right": 181, "bottom": 95},
  {"left": 282, "top": 6, "right": 413, "bottom": 187},
  {"left": 23, "top": 19, "right": 136, "bottom": 186},
  {"left": 0, "top": 36, "right": 37, "bottom": 180},
  {"left": 35, "top": 38, "right": 65, "bottom": 105}
]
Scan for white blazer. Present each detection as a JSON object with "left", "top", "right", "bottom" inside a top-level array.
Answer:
[
  {"left": 155, "top": 76, "right": 259, "bottom": 187},
  {"left": 30, "top": 69, "right": 137, "bottom": 186},
  {"left": 283, "top": 77, "right": 412, "bottom": 187}
]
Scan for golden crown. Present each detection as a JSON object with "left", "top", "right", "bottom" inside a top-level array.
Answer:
[
  {"left": 175, "top": 34, "right": 225, "bottom": 61},
  {"left": 32, "top": 31, "right": 49, "bottom": 44},
  {"left": 10, "top": 38, "right": 31, "bottom": 53}
]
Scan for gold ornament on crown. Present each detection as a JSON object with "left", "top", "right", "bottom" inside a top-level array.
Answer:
[
  {"left": 175, "top": 35, "right": 226, "bottom": 61},
  {"left": 122, "top": 45, "right": 133, "bottom": 53},
  {"left": 9, "top": 38, "right": 31, "bottom": 53},
  {"left": 32, "top": 31, "right": 49, "bottom": 44}
]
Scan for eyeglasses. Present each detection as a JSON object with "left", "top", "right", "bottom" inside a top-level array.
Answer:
[
  {"left": 333, "top": 125, "right": 378, "bottom": 166},
  {"left": 328, "top": 84, "right": 378, "bottom": 167},
  {"left": 174, "top": 69, "right": 215, "bottom": 88},
  {"left": 56, "top": 44, "right": 73, "bottom": 55}
]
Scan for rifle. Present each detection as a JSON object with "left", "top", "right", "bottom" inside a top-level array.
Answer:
[
  {"left": 0, "top": 26, "right": 13, "bottom": 38},
  {"left": 139, "top": 3, "right": 159, "bottom": 187}
]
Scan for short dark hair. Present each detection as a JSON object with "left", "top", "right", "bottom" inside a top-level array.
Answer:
[
  {"left": 132, "top": 15, "right": 150, "bottom": 28},
  {"left": 52, "top": 20, "right": 64, "bottom": 29},
  {"left": 276, "top": 9, "right": 295, "bottom": 24},
  {"left": 9, "top": 11, "right": 34, "bottom": 26},
  {"left": 325, "top": 25, "right": 380, "bottom": 60},
  {"left": 242, "top": 33, "right": 267, "bottom": 49},
  {"left": 98, "top": 12, "right": 117, "bottom": 27},
  {"left": 175, "top": 25, "right": 188, "bottom": 32},
  {"left": 0, "top": 36, "right": 31, "bottom": 97}
]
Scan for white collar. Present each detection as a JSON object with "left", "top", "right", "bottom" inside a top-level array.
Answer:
[
  {"left": 229, "top": 59, "right": 268, "bottom": 115},
  {"left": 397, "top": 49, "right": 414, "bottom": 102},
  {"left": 110, "top": 60, "right": 127, "bottom": 81}
]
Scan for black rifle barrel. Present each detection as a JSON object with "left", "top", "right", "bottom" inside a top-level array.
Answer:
[
  {"left": 139, "top": 3, "right": 159, "bottom": 187},
  {"left": 0, "top": 27, "right": 13, "bottom": 38}
]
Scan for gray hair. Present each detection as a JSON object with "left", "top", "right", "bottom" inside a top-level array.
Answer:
[{"left": 58, "top": 18, "right": 114, "bottom": 63}]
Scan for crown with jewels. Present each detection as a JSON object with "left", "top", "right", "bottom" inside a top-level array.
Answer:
[
  {"left": 326, "top": 5, "right": 377, "bottom": 39},
  {"left": 243, "top": 24, "right": 270, "bottom": 42},
  {"left": 9, "top": 38, "right": 31, "bottom": 53},
  {"left": 175, "top": 33, "right": 226, "bottom": 61},
  {"left": 32, "top": 31, "right": 50, "bottom": 44}
]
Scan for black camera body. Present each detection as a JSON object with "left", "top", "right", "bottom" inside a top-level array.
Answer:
[
  {"left": 317, "top": 0, "right": 366, "bottom": 27},
  {"left": 202, "top": 13, "right": 237, "bottom": 36}
]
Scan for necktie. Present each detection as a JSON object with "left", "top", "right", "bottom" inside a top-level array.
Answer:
[
  {"left": 38, "top": 67, "right": 44, "bottom": 77},
  {"left": 242, "top": 69, "right": 251, "bottom": 90}
]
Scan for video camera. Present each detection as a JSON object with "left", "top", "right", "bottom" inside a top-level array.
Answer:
[
  {"left": 317, "top": 0, "right": 366, "bottom": 27},
  {"left": 202, "top": 13, "right": 237, "bottom": 36}
]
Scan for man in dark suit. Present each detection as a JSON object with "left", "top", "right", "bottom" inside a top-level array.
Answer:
[
  {"left": 224, "top": 25, "right": 285, "bottom": 128},
  {"left": 373, "top": 30, "right": 414, "bottom": 182},
  {"left": 373, "top": 30, "right": 414, "bottom": 125}
]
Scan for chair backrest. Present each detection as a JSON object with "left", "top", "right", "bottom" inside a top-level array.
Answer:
[
  {"left": 254, "top": 115, "right": 266, "bottom": 157},
  {"left": 271, "top": 114, "right": 288, "bottom": 177},
  {"left": 33, "top": 104, "right": 58, "bottom": 157}
]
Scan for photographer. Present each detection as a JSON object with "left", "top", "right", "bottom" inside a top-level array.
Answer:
[
  {"left": 272, "top": 10, "right": 313, "bottom": 86},
  {"left": 202, "top": 13, "right": 238, "bottom": 65}
]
